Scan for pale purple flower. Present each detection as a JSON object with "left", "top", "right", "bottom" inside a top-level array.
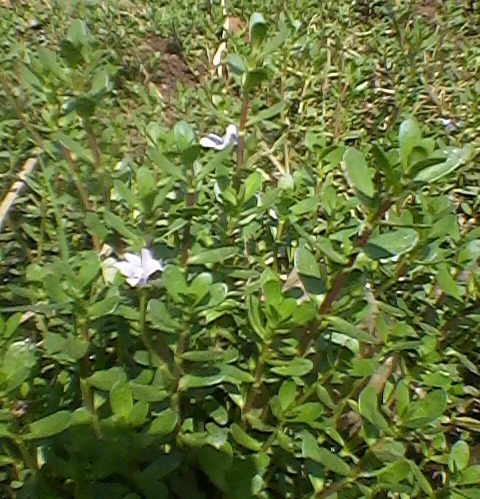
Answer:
[
  {"left": 200, "top": 124, "right": 238, "bottom": 151},
  {"left": 439, "top": 118, "right": 464, "bottom": 133},
  {"left": 114, "top": 248, "right": 163, "bottom": 288}
]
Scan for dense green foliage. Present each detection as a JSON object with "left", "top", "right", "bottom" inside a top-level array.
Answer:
[{"left": 1, "top": 1, "right": 479, "bottom": 497}]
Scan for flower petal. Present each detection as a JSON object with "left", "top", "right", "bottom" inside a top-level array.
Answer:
[
  {"left": 141, "top": 248, "right": 163, "bottom": 278},
  {"left": 224, "top": 124, "right": 239, "bottom": 145},
  {"left": 126, "top": 275, "right": 143, "bottom": 287},
  {"left": 124, "top": 253, "right": 142, "bottom": 267},
  {"left": 200, "top": 132, "right": 227, "bottom": 150},
  {"left": 115, "top": 261, "right": 142, "bottom": 280}
]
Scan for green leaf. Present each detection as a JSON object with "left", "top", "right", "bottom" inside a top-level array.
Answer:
[
  {"left": 457, "top": 465, "right": 480, "bottom": 485},
  {"left": 88, "top": 367, "right": 127, "bottom": 391},
  {"left": 247, "top": 294, "right": 267, "bottom": 340},
  {"left": 148, "top": 299, "right": 179, "bottom": 332},
  {"left": 27, "top": 411, "right": 72, "bottom": 439},
  {"left": 230, "top": 423, "right": 262, "bottom": 451},
  {"left": 174, "top": 121, "right": 196, "bottom": 151},
  {"left": 60, "top": 39, "right": 82, "bottom": 67},
  {"left": 84, "top": 212, "right": 109, "bottom": 242},
  {"left": 53, "top": 131, "right": 93, "bottom": 163},
  {"left": 317, "top": 237, "right": 348, "bottom": 265},
  {"left": 399, "top": 118, "right": 422, "bottom": 170},
  {"left": 372, "top": 144, "right": 400, "bottom": 190},
  {"left": 180, "top": 350, "right": 228, "bottom": 363},
  {"left": 67, "top": 97, "right": 96, "bottom": 118},
  {"left": 437, "top": 265, "right": 461, "bottom": 299},
  {"left": 293, "top": 300, "right": 317, "bottom": 325},
  {"left": 451, "top": 489, "right": 480, "bottom": 499},
  {"left": 378, "top": 460, "right": 412, "bottom": 484},
  {"left": 295, "top": 245, "right": 321, "bottom": 278},
  {"left": 408, "top": 460, "right": 433, "bottom": 494},
  {"left": 68, "top": 19, "right": 89, "bottom": 47},
  {"left": 129, "top": 401, "right": 149, "bottom": 427},
  {"left": 104, "top": 210, "right": 140, "bottom": 242},
  {"left": 114, "top": 180, "right": 137, "bottom": 209},
  {"left": 149, "top": 148, "right": 186, "bottom": 181},
  {"left": 64, "top": 336, "right": 89, "bottom": 362},
  {"left": 148, "top": 408, "right": 178, "bottom": 436},
  {"left": 278, "top": 173, "right": 294, "bottom": 190},
  {"left": 343, "top": 147, "right": 375, "bottom": 199},
  {"left": 88, "top": 295, "right": 118, "bottom": 320},
  {"left": 302, "top": 431, "right": 321, "bottom": 461},
  {"left": 222, "top": 364, "right": 255, "bottom": 384},
  {"left": 188, "top": 247, "right": 239, "bottom": 265},
  {"left": 198, "top": 446, "right": 231, "bottom": 491},
  {"left": 412, "top": 144, "right": 474, "bottom": 184},
  {"left": 178, "top": 370, "right": 226, "bottom": 390},
  {"left": 449, "top": 441, "right": 470, "bottom": 473},
  {"left": 316, "top": 385, "right": 335, "bottom": 410},
  {"left": 162, "top": 265, "right": 188, "bottom": 303},
  {"left": 249, "top": 13, "right": 268, "bottom": 53},
  {"left": 137, "top": 166, "right": 156, "bottom": 206},
  {"left": 110, "top": 381, "right": 134, "bottom": 420},
  {"left": 316, "top": 447, "right": 351, "bottom": 476},
  {"left": 227, "top": 53, "right": 247, "bottom": 74},
  {"left": 358, "top": 385, "right": 389, "bottom": 429},
  {"left": 242, "top": 171, "right": 262, "bottom": 204},
  {"left": 44, "top": 272, "right": 71, "bottom": 304},
  {"left": 271, "top": 358, "right": 313, "bottom": 377},
  {"left": 243, "top": 69, "right": 269, "bottom": 93},
  {"left": 75, "top": 251, "right": 101, "bottom": 290},
  {"left": 208, "top": 404, "right": 229, "bottom": 426},
  {"left": 3, "top": 313, "right": 22, "bottom": 340},
  {"left": 395, "top": 380, "right": 410, "bottom": 418},
  {"left": 263, "top": 278, "right": 283, "bottom": 307},
  {"left": 129, "top": 383, "right": 168, "bottom": 403},
  {"left": 365, "top": 228, "right": 418, "bottom": 260},
  {"left": 371, "top": 439, "right": 406, "bottom": 462},
  {"left": 1, "top": 343, "right": 36, "bottom": 393},
  {"left": 261, "top": 20, "right": 289, "bottom": 56},
  {"left": 285, "top": 402, "right": 323, "bottom": 423},
  {"left": 20, "top": 65, "right": 43, "bottom": 94},
  {"left": 197, "top": 147, "right": 232, "bottom": 182},
  {"left": 327, "top": 316, "right": 380, "bottom": 344},
  {"left": 247, "top": 102, "right": 284, "bottom": 126},
  {"left": 404, "top": 389, "right": 447, "bottom": 427},
  {"left": 290, "top": 196, "right": 320, "bottom": 216},
  {"left": 278, "top": 380, "right": 297, "bottom": 411},
  {"left": 37, "top": 46, "right": 66, "bottom": 79}
]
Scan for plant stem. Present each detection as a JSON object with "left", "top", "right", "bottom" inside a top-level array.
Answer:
[
  {"left": 234, "top": 92, "right": 250, "bottom": 191},
  {"left": 40, "top": 158, "right": 69, "bottom": 261},
  {"left": 171, "top": 321, "right": 191, "bottom": 421},
  {"left": 138, "top": 289, "right": 153, "bottom": 366},
  {"left": 301, "top": 199, "right": 393, "bottom": 356},
  {"left": 244, "top": 337, "right": 271, "bottom": 414},
  {"left": 82, "top": 118, "right": 110, "bottom": 208},
  {"left": 62, "top": 148, "right": 101, "bottom": 252},
  {"left": 181, "top": 161, "right": 196, "bottom": 266}
]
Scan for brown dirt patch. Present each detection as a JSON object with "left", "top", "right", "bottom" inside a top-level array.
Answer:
[
  {"left": 119, "top": 35, "right": 202, "bottom": 125},
  {"left": 141, "top": 36, "right": 197, "bottom": 96},
  {"left": 416, "top": 0, "right": 443, "bottom": 23}
]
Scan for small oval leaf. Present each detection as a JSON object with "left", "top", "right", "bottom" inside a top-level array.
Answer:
[
  {"left": 27, "top": 411, "right": 72, "bottom": 439},
  {"left": 188, "top": 247, "right": 239, "bottom": 265},
  {"left": 343, "top": 147, "right": 375, "bottom": 199}
]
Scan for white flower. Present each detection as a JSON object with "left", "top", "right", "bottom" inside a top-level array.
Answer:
[
  {"left": 114, "top": 248, "right": 163, "bottom": 288},
  {"left": 200, "top": 124, "right": 239, "bottom": 151}
]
